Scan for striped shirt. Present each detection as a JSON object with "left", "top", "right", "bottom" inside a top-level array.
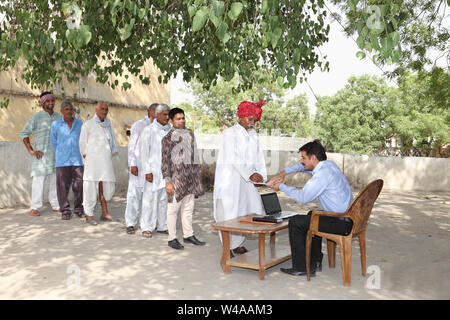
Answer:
[{"left": 20, "top": 110, "right": 62, "bottom": 177}]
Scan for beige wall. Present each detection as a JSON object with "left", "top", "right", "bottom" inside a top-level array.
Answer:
[
  {"left": 0, "top": 59, "right": 170, "bottom": 145},
  {"left": 1, "top": 139, "right": 448, "bottom": 208}
]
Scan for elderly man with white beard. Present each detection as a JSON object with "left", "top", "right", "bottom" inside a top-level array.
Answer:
[
  {"left": 213, "top": 100, "right": 267, "bottom": 257},
  {"left": 139, "top": 103, "right": 172, "bottom": 238}
]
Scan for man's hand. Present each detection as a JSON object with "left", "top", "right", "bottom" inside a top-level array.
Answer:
[
  {"left": 31, "top": 150, "right": 43, "bottom": 159},
  {"left": 166, "top": 182, "right": 175, "bottom": 195},
  {"left": 267, "top": 181, "right": 282, "bottom": 191},
  {"left": 145, "top": 173, "right": 153, "bottom": 183},
  {"left": 130, "top": 166, "right": 138, "bottom": 176},
  {"left": 249, "top": 173, "right": 263, "bottom": 183},
  {"left": 267, "top": 170, "right": 286, "bottom": 187}
]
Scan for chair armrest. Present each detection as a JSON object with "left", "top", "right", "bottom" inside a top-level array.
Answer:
[{"left": 309, "top": 211, "right": 353, "bottom": 232}]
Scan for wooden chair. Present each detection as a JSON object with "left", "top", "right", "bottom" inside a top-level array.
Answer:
[{"left": 306, "top": 179, "right": 384, "bottom": 286}]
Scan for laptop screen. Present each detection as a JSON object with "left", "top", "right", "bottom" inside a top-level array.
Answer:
[{"left": 261, "top": 192, "right": 282, "bottom": 215}]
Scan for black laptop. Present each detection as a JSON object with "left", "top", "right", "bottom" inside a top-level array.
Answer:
[{"left": 252, "top": 192, "right": 299, "bottom": 223}]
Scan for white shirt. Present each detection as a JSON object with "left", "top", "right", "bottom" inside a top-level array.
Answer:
[
  {"left": 79, "top": 117, "right": 117, "bottom": 182},
  {"left": 213, "top": 123, "right": 267, "bottom": 221},
  {"left": 128, "top": 116, "right": 152, "bottom": 188},
  {"left": 140, "top": 120, "right": 171, "bottom": 191}
]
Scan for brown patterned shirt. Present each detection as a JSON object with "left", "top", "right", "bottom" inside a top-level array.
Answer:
[{"left": 161, "top": 128, "right": 204, "bottom": 203}]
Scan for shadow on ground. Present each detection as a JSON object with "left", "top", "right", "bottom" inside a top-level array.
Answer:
[{"left": 0, "top": 190, "right": 449, "bottom": 299}]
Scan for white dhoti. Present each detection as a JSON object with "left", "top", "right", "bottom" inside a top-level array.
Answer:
[
  {"left": 141, "top": 185, "right": 168, "bottom": 232},
  {"left": 83, "top": 181, "right": 115, "bottom": 216},
  {"left": 215, "top": 198, "right": 246, "bottom": 249},
  {"left": 30, "top": 173, "right": 59, "bottom": 211},
  {"left": 124, "top": 174, "right": 144, "bottom": 227}
]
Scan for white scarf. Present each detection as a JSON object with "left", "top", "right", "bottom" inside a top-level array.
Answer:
[{"left": 94, "top": 114, "right": 118, "bottom": 154}]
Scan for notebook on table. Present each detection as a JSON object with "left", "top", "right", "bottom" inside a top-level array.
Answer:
[{"left": 252, "top": 192, "right": 300, "bottom": 223}]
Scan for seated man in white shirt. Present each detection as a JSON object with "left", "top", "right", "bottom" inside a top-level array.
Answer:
[{"left": 267, "top": 140, "right": 354, "bottom": 277}]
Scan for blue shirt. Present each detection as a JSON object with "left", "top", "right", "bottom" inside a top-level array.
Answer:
[
  {"left": 279, "top": 160, "right": 353, "bottom": 213},
  {"left": 50, "top": 117, "right": 84, "bottom": 167}
]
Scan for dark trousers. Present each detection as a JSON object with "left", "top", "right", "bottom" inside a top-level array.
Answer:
[
  {"left": 56, "top": 166, "right": 84, "bottom": 215},
  {"left": 288, "top": 212, "right": 353, "bottom": 272}
]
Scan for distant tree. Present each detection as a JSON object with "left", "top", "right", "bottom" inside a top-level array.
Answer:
[
  {"left": 263, "top": 93, "right": 313, "bottom": 137},
  {"left": 315, "top": 73, "right": 449, "bottom": 157},
  {"left": 314, "top": 75, "right": 398, "bottom": 155},
  {"left": 387, "top": 72, "right": 450, "bottom": 157},
  {"left": 176, "top": 71, "right": 312, "bottom": 137}
]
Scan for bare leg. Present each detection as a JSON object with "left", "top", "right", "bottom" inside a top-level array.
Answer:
[{"left": 99, "top": 182, "right": 112, "bottom": 218}]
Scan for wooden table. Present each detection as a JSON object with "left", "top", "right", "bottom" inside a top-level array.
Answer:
[{"left": 212, "top": 215, "right": 292, "bottom": 280}]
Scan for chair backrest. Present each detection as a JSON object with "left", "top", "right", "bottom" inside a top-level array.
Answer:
[{"left": 346, "top": 179, "right": 384, "bottom": 236}]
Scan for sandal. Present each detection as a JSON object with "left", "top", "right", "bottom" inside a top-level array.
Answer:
[
  {"left": 126, "top": 226, "right": 135, "bottom": 234},
  {"left": 29, "top": 209, "right": 40, "bottom": 217},
  {"left": 86, "top": 218, "right": 98, "bottom": 226},
  {"left": 142, "top": 231, "right": 152, "bottom": 238},
  {"left": 74, "top": 212, "right": 86, "bottom": 218},
  {"left": 61, "top": 213, "right": 71, "bottom": 220}
]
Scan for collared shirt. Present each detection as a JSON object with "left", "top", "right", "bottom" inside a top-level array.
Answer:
[
  {"left": 161, "top": 128, "right": 204, "bottom": 203},
  {"left": 50, "top": 117, "right": 83, "bottom": 167},
  {"left": 279, "top": 160, "right": 353, "bottom": 213},
  {"left": 20, "top": 110, "right": 62, "bottom": 177}
]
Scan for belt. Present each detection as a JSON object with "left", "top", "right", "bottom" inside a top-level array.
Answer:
[{"left": 337, "top": 217, "right": 352, "bottom": 222}]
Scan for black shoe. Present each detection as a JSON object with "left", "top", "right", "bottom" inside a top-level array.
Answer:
[
  {"left": 232, "top": 246, "right": 248, "bottom": 255},
  {"left": 157, "top": 230, "right": 169, "bottom": 234},
  {"left": 168, "top": 239, "right": 184, "bottom": 250},
  {"left": 183, "top": 235, "right": 206, "bottom": 246},
  {"left": 100, "top": 216, "right": 113, "bottom": 222},
  {"left": 280, "top": 268, "right": 316, "bottom": 277},
  {"left": 315, "top": 260, "right": 322, "bottom": 272}
]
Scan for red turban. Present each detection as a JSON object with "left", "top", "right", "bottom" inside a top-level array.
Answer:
[{"left": 237, "top": 99, "right": 266, "bottom": 122}]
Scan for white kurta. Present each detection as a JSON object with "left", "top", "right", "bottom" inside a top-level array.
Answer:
[
  {"left": 213, "top": 123, "right": 267, "bottom": 249},
  {"left": 139, "top": 120, "right": 171, "bottom": 232},
  {"left": 79, "top": 118, "right": 116, "bottom": 182},
  {"left": 128, "top": 116, "right": 152, "bottom": 188},
  {"left": 140, "top": 120, "right": 171, "bottom": 191},
  {"left": 125, "top": 116, "right": 152, "bottom": 227}
]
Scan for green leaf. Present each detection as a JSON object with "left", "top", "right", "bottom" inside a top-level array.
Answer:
[
  {"left": 188, "top": 6, "right": 197, "bottom": 19},
  {"left": 216, "top": 21, "right": 229, "bottom": 42},
  {"left": 222, "top": 32, "right": 231, "bottom": 44},
  {"left": 271, "top": 27, "right": 282, "bottom": 48},
  {"left": 209, "top": 11, "right": 221, "bottom": 28},
  {"left": 356, "top": 35, "right": 365, "bottom": 49},
  {"left": 192, "top": 9, "right": 208, "bottom": 32},
  {"left": 228, "top": 2, "right": 243, "bottom": 21},
  {"left": 389, "top": 31, "right": 400, "bottom": 46},
  {"left": 120, "top": 18, "right": 135, "bottom": 41},
  {"left": 356, "top": 51, "right": 366, "bottom": 59},
  {"left": 262, "top": 0, "right": 268, "bottom": 14},
  {"left": 212, "top": 1, "right": 225, "bottom": 17},
  {"left": 79, "top": 25, "right": 92, "bottom": 45}
]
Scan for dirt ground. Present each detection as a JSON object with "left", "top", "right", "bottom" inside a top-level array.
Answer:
[{"left": 0, "top": 189, "right": 449, "bottom": 300}]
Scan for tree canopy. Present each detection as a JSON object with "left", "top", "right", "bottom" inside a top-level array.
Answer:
[
  {"left": 174, "top": 70, "right": 313, "bottom": 137},
  {"left": 315, "top": 73, "right": 449, "bottom": 157},
  {"left": 332, "top": 0, "right": 449, "bottom": 76},
  {"left": 0, "top": 0, "right": 413, "bottom": 98}
]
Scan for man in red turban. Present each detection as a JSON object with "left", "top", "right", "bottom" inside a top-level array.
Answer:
[
  {"left": 213, "top": 99, "right": 267, "bottom": 257},
  {"left": 237, "top": 99, "right": 265, "bottom": 123}
]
